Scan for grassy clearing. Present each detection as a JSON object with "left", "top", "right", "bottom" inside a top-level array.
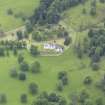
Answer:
[
  {"left": 0, "top": 49, "right": 105, "bottom": 105},
  {"left": 62, "top": 0, "right": 105, "bottom": 31},
  {"left": 0, "top": 0, "right": 105, "bottom": 105},
  {"left": 0, "top": 0, "right": 39, "bottom": 31}
]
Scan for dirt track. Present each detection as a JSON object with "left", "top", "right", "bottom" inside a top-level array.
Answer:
[{"left": 5, "top": 26, "right": 25, "bottom": 36}]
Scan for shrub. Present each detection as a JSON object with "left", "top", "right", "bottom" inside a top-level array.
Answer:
[
  {"left": 29, "top": 83, "right": 38, "bottom": 95},
  {"left": 7, "top": 8, "right": 13, "bottom": 15},
  {"left": 20, "top": 61, "right": 29, "bottom": 72},
  {"left": 18, "top": 72, "right": 26, "bottom": 81},
  {"left": 84, "top": 76, "right": 92, "bottom": 85},
  {"left": 30, "top": 61, "right": 41, "bottom": 73},
  {"left": 0, "top": 94, "right": 7, "bottom": 104},
  {"left": 10, "top": 68, "right": 18, "bottom": 78},
  {"left": 20, "top": 94, "right": 28, "bottom": 103},
  {"left": 91, "top": 62, "right": 99, "bottom": 71}
]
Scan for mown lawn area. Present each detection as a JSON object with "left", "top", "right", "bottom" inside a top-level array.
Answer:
[
  {"left": 62, "top": 0, "right": 105, "bottom": 31},
  {"left": 0, "top": 48, "right": 105, "bottom": 105},
  {"left": 0, "top": 0, "right": 39, "bottom": 31}
]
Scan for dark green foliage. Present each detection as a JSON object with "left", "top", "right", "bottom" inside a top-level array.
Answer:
[
  {"left": 34, "top": 98, "right": 48, "bottom": 105},
  {"left": 64, "top": 36, "right": 71, "bottom": 46},
  {"left": 84, "top": 76, "right": 92, "bottom": 85},
  {"left": 25, "top": 20, "right": 33, "bottom": 33},
  {"left": 58, "top": 71, "right": 68, "bottom": 86},
  {"left": 10, "top": 68, "right": 18, "bottom": 78},
  {"left": 48, "top": 93, "right": 60, "bottom": 102},
  {"left": 20, "top": 94, "right": 28, "bottom": 103},
  {"left": 59, "top": 98, "right": 67, "bottom": 105},
  {"left": 18, "top": 54, "right": 24, "bottom": 64},
  {"left": 91, "top": 62, "right": 99, "bottom": 71},
  {"left": 13, "top": 47, "right": 18, "bottom": 56},
  {"left": 56, "top": 81, "right": 64, "bottom": 91},
  {"left": 97, "top": 75, "right": 105, "bottom": 92},
  {"left": 30, "top": 0, "right": 86, "bottom": 27},
  {"left": 23, "top": 31, "right": 29, "bottom": 39},
  {"left": 32, "top": 31, "right": 44, "bottom": 42},
  {"left": 95, "top": 97, "right": 103, "bottom": 105},
  {"left": 29, "top": 83, "right": 38, "bottom": 95},
  {"left": 30, "top": 61, "right": 41, "bottom": 73},
  {"left": 20, "top": 61, "right": 29, "bottom": 72},
  {"left": 16, "top": 31, "right": 23, "bottom": 40},
  {"left": 100, "top": 0, "right": 105, "bottom": 3},
  {"left": 0, "top": 47, "right": 5, "bottom": 56},
  {"left": 75, "top": 44, "right": 83, "bottom": 59},
  {"left": 33, "top": 92, "right": 67, "bottom": 105},
  {"left": 84, "top": 29, "right": 105, "bottom": 63},
  {"left": 90, "top": 0, "right": 97, "bottom": 16},
  {"left": 30, "top": 45, "right": 39, "bottom": 56},
  {"left": 19, "top": 72, "right": 26, "bottom": 81},
  {"left": 82, "top": 8, "right": 87, "bottom": 14},
  {"left": 90, "top": 6, "right": 96, "bottom": 16},
  {"left": 7, "top": 8, "right": 13, "bottom": 15},
  {"left": 0, "top": 94, "right": 7, "bottom": 104},
  {"left": 79, "top": 90, "right": 89, "bottom": 104}
]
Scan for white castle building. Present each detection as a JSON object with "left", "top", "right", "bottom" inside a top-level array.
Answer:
[{"left": 44, "top": 43, "right": 64, "bottom": 53}]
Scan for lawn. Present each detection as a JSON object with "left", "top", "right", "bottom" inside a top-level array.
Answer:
[
  {"left": 0, "top": 0, "right": 39, "bottom": 31},
  {"left": 0, "top": 48, "right": 105, "bottom": 105},
  {"left": 0, "top": 0, "right": 105, "bottom": 105},
  {"left": 62, "top": 0, "right": 105, "bottom": 31}
]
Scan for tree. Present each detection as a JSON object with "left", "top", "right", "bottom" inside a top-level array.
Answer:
[
  {"left": 29, "top": 0, "right": 85, "bottom": 26},
  {"left": 58, "top": 71, "right": 67, "bottom": 80},
  {"left": 30, "top": 45, "right": 39, "bottom": 56},
  {"left": 64, "top": 36, "right": 71, "bottom": 46},
  {"left": 79, "top": 90, "right": 89, "bottom": 104},
  {"left": 7, "top": 8, "right": 13, "bottom": 15},
  {"left": 91, "top": 62, "right": 99, "bottom": 71},
  {"left": 0, "top": 27, "right": 5, "bottom": 37},
  {"left": 95, "top": 97, "right": 103, "bottom": 105},
  {"left": 75, "top": 44, "right": 83, "bottom": 59},
  {"left": 25, "top": 20, "right": 33, "bottom": 33},
  {"left": 20, "top": 94, "right": 28, "bottom": 103},
  {"left": 17, "top": 54, "right": 24, "bottom": 64},
  {"left": 29, "top": 83, "right": 38, "bottom": 95},
  {"left": 13, "top": 47, "right": 18, "bottom": 56},
  {"left": 0, "top": 94, "right": 7, "bottom": 104},
  {"left": 70, "top": 93, "right": 78, "bottom": 105},
  {"left": 0, "top": 47, "right": 5, "bottom": 56},
  {"left": 34, "top": 98, "right": 48, "bottom": 105},
  {"left": 90, "top": 6, "right": 96, "bottom": 16},
  {"left": 100, "top": 0, "right": 105, "bottom": 3},
  {"left": 82, "top": 8, "right": 87, "bottom": 14},
  {"left": 48, "top": 93, "right": 59, "bottom": 102},
  {"left": 20, "top": 61, "right": 29, "bottom": 72},
  {"left": 16, "top": 31, "right": 23, "bottom": 40},
  {"left": 59, "top": 98, "right": 67, "bottom": 105},
  {"left": 84, "top": 76, "right": 92, "bottom": 85},
  {"left": 23, "top": 31, "right": 29, "bottom": 39},
  {"left": 84, "top": 99, "right": 93, "bottom": 105},
  {"left": 56, "top": 81, "right": 64, "bottom": 91},
  {"left": 19, "top": 72, "right": 26, "bottom": 81},
  {"left": 10, "top": 68, "right": 18, "bottom": 78},
  {"left": 58, "top": 71, "right": 68, "bottom": 85},
  {"left": 30, "top": 61, "right": 41, "bottom": 73},
  {"left": 32, "top": 31, "right": 43, "bottom": 42},
  {"left": 62, "top": 76, "right": 68, "bottom": 85}
]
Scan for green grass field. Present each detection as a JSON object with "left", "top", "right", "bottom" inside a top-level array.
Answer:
[
  {"left": 0, "top": 48, "right": 105, "bottom": 105},
  {"left": 0, "top": 0, "right": 39, "bottom": 31},
  {"left": 62, "top": 0, "right": 105, "bottom": 31},
  {"left": 0, "top": 0, "right": 105, "bottom": 105}
]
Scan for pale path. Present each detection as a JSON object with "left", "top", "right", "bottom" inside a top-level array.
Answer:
[
  {"left": 4, "top": 26, "right": 25, "bottom": 35},
  {"left": 1, "top": 23, "right": 72, "bottom": 56}
]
